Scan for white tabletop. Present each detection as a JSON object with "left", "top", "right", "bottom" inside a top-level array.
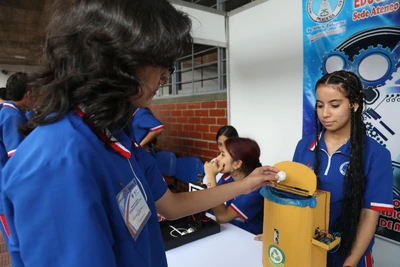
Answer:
[{"left": 166, "top": 219, "right": 264, "bottom": 267}]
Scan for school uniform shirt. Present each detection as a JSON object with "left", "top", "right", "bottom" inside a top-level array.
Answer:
[
  {"left": 0, "top": 101, "right": 27, "bottom": 243},
  {"left": 132, "top": 108, "right": 164, "bottom": 145},
  {"left": 293, "top": 131, "right": 394, "bottom": 267},
  {"left": 0, "top": 101, "right": 27, "bottom": 171},
  {"left": 223, "top": 178, "right": 264, "bottom": 235},
  {"left": 2, "top": 111, "right": 169, "bottom": 267}
]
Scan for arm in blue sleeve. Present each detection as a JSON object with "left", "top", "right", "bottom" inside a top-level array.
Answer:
[{"left": 1, "top": 115, "right": 25, "bottom": 156}]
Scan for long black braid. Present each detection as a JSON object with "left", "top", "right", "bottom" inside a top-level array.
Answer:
[{"left": 313, "top": 70, "right": 366, "bottom": 257}]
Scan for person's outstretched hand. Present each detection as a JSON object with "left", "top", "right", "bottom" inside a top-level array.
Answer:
[
  {"left": 240, "top": 165, "right": 279, "bottom": 194},
  {"left": 254, "top": 234, "right": 263, "bottom": 241}
]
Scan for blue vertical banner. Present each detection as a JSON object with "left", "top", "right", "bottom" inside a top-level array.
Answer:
[{"left": 302, "top": 0, "right": 400, "bottom": 243}]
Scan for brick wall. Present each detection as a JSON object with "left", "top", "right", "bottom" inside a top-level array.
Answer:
[
  {"left": 0, "top": 234, "right": 10, "bottom": 267},
  {"left": 150, "top": 96, "right": 227, "bottom": 162}
]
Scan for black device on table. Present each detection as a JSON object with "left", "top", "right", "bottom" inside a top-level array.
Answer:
[{"left": 159, "top": 176, "right": 221, "bottom": 251}]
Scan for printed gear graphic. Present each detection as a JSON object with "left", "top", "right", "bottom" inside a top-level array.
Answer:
[
  {"left": 320, "top": 50, "right": 351, "bottom": 76},
  {"left": 365, "top": 122, "right": 373, "bottom": 131},
  {"left": 350, "top": 45, "right": 398, "bottom": 88}
]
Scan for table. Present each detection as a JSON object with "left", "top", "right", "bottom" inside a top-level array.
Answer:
[{"left": 166, "top": 220, "right": 264, "bottom": 267}]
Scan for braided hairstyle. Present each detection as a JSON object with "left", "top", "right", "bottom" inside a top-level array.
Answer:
[{"left": 313, "top": 70, "right": 366, "bottom": 256}]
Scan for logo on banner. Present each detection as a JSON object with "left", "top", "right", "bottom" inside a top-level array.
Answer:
[{"left": 307, "top": 0, "right": 345, "bottom": 22}]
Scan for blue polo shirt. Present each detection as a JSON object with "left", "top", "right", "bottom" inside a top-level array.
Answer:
[
  {"left": 293, "top": 131, "right": 393, "bottom": 267},
  {"left": 0, "top": 101, "right": 27, "bottom": 169},
  {"left": 132, "top": 108, "right": 164, "bottom": 145},
  {"left": 223, "top": 178, "right": 264, "bottom": 235},
  {"left": 2, "top": 111, "right": 169, "bottom": 267},
  {"left": 0, "top": 101, "right": 27, "bottom": 218}
]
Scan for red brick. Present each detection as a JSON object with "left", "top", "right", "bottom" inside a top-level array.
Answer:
[
  {"left": 0, "top": 252, "right": 10, "bottom": 266},
  {"left": 178, "top": 131, "right": 189, "bottom": 138},
  {"left": 170, "top": 124, "right": 182, "bottom": 131},
  {"left": 169, "top": 130, "right": 178, "bottom": 136},
  {"left": 195, "top": 125, "right": 209, "bottom": 132},
  {"left": 158, "top": 104, "right": 167, "bottom": 111},
  {"left": 188, "top": 131, "right": 202, "bottom": 139},
  {"left": 201, "top": 101, "right": 216, "bottom": 109},
  {"left": 188, "top": 102, "right": 201, "bottom": 109},
  {"left": 164, "top": 104, "right": 176, "bottom": 110},
  {"left": 181, "top": 139, "right": 194, "bottom": 147},
  {"left": 209, "top": 109, "right": 226, "bottom": 117},
  {"left": 182, "top": 110, "right": 194, "bottom": 117},
  {"left": 202, "top": 149, "right": 219, "bottom": 158},
  {"left": 171, "top": 110, "right": 181, "bottom": 116},
  {"left": 150, "top": 105, "right": 159, "bottom": 112},
  {"left": 202, "top": 117, "right": 216, "bottom": 124},
  {"left": 176, "top": 103, "right": 188, "bottom": 109},
  {"left": 177, "top": 117, "right": 187, "bottom": 123},
  {"left": 166, "top": 117, "right": 177, "bottom": 123},
  {"left": 217, "top": 118, "right": 227, "bottom": 125},
  {"left": 189, "top": 147, "right": 204, "bottom": 156},
  {"left": 160, "top": 110, "right": 171, "bottom": 117},
  {"left": 203, "top": 133, "right": 215, "bottom": 141},
  {"left": 195, "top": 110, "right": 209, "bottom": 117},
  {"left": 209, "top": 142, "right": 218, "bottom": 150},
  {"left": 0, "top": 242, "right": 7, "bottom": 254},
  {"left": 183, "top": 124, "right": 195, "bottom": 131},
  {"left": 216, "top": 100, "right": 227, "bottom": 108},
  {"left": 188, "top": 117, "right": 201, "bottom": 124},
  {"left": 194, "top": 140, "right": 209, "bottom": 149},
  {"left": 210, "top": 125, "right": 223, "bottom": 133}
]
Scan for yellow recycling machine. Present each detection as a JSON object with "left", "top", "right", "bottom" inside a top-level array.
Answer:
[{"left": 260, "top": 161, "right": 340, "bottom": 267}]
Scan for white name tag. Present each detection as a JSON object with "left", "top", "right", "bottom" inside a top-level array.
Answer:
[{"left": 117, "top": 179, "right": 151, "bottom": 240}]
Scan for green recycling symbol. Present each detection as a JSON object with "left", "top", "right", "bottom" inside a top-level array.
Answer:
[{"left": 268, "top": 245, "right": 285, "bottom": 267}]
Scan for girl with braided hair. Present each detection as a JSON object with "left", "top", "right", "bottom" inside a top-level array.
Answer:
[{"left": 293, "top": 70, "right": 393, "bottom": 267}]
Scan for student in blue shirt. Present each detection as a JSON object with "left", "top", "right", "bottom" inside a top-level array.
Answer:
[
  {"left": 132, "top": 107, "right": 164, "bottom": 156},
  {"left": 205, "top": 137, "right": 264, "bottom": 235},
  {"left": 0, "top": 72, "right": 30, "bottom": 247},
  {"left": 1, "top": 1, "right": 280, "bottom": 267},
  {"left": 293, "top": 71, "right": 393, "bottom": 267},
  {"left": 203, "top": 125, "right": 239, "bottom": 185}
]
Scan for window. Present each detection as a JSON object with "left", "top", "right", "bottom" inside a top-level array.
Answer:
[{"left": 157, "top": 43, "right": 227, "bottom": 97}]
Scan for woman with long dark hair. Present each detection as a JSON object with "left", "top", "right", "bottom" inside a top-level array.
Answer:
[
  {"left": 293, "top": 70, "right": 393, "bottom": 267},
  {"left": 1, "top": 1, "right": 280, "bottom": 266},
  {"left": 205, "top": 137, "right": 264, "bottom": 235}
]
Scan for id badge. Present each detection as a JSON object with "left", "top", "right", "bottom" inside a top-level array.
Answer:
[{"left": 116, "top": 178, "right": 151, "bottom": 240}]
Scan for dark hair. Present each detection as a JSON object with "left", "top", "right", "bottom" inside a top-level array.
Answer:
[
  {"left": 224, "top": 137, "right": 261, "bottom": 175},
  {"left": 26, "top": 0, "right": 192, "bottom": 135},
  {"left": 6, "top": 72, "right": 28, "bottom": 101},
  {"left": 313, "top": 70, "right": 366, "bottom": 257},
  {"left": 0, "top": 87, "right": 6, "bottom": 100},
  {"left": 216, "top": 125, "right": 239, "bottom": 142}
]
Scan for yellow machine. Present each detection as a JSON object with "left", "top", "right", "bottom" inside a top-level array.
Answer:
[{"left": 261, "top": 161, "right": 340, "bottom": 267}]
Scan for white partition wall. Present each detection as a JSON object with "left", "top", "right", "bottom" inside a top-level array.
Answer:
[
  {"left": 173, "top": 3, "right": 226, "bottom": 46},
  {"left": 228, "top": 0, "right": 303, "bottom": 165}
]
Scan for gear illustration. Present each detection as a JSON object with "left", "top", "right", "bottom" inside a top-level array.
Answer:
[
  {"left": 350, "top": 45, "right": 398, "bottom": 88},
  {"left": 365, "top": 122, "right": 373, "bottom": 131},
  {"left": 320, "top": 50, "right": 351, "bottom": 75}
]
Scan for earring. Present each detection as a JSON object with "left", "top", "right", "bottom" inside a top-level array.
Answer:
[{"left": 349, "top": 103, "right": 354, "bottom": 109}]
